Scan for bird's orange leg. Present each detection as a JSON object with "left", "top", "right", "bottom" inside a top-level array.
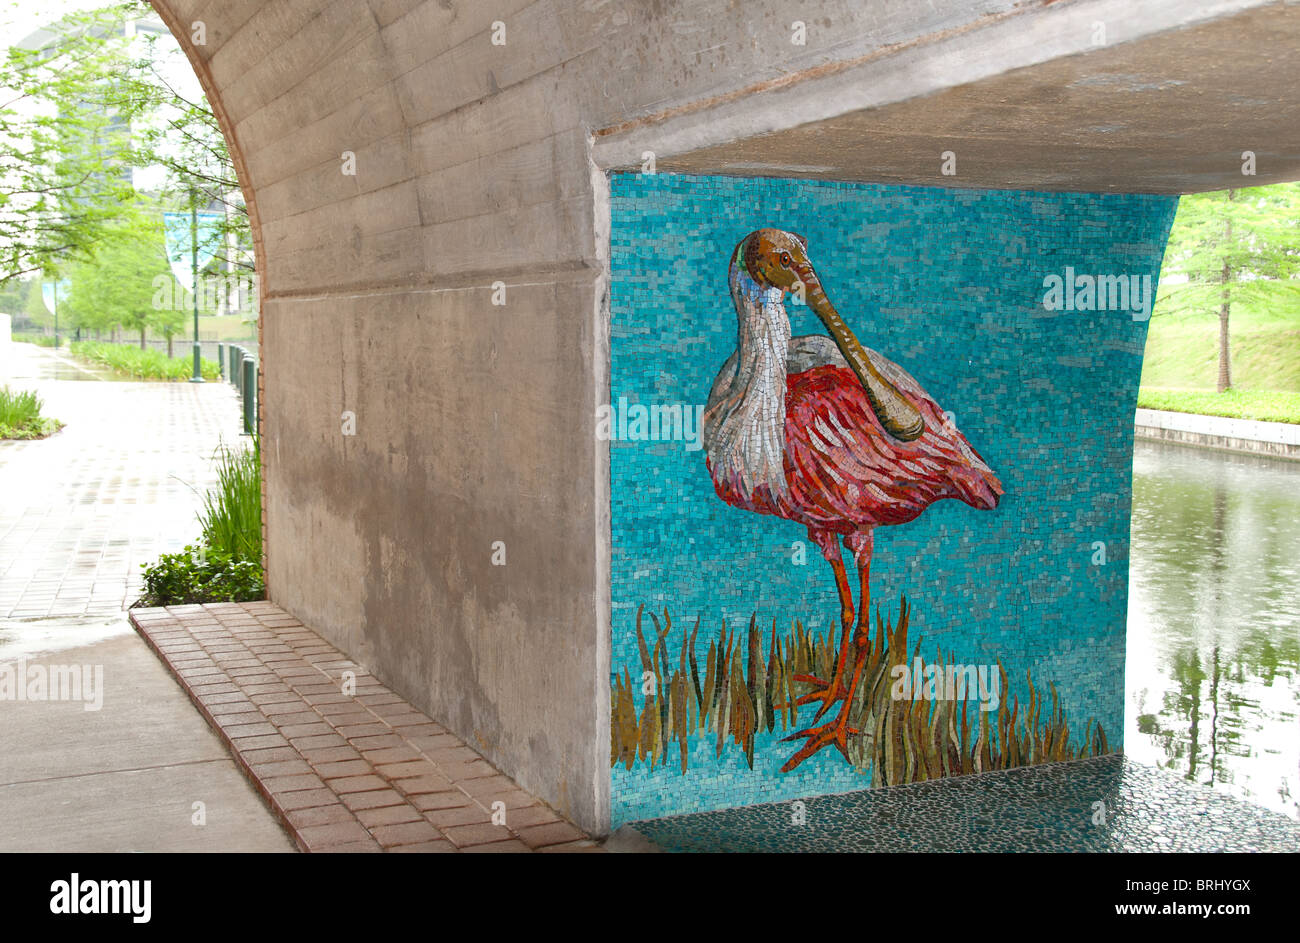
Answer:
[
  {"left": 781, "top": 535, "right": 873, "bottom": 773},
  {"left": 790, "top": 553, "right": 855, "bottom": 723},
  {"left": 780, "top": 637, "right": 867, "bottom": 772}
]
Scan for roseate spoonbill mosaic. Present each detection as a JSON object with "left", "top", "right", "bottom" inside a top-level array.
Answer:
[{"left": 702, "top": 228, "right": 1004, "bottom": 772}]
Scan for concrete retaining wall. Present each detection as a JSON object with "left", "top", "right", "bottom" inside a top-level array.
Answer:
[{"left": 1135, "top": 407, "right": 1300, "bottom": 461}]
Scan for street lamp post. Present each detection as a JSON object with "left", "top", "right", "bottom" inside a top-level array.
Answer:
[{"left": 189, "top": 193, "right": 203, "bottom": 382}]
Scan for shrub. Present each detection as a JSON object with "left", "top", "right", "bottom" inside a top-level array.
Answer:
[
  {"left": 68, "top": 341, "right": 220, "bottom": 381},
  {"left": 137, "top": 545, "right": 264, "bottom": 607},
  {"left": 135, "top": 439, "right": 264, "bottom": 606},
  {"left": 11, "top": 333, "right": 57, "bottom": 347},
  {"left": 0, "top": 385, "right": 63, "bottom": 439}
]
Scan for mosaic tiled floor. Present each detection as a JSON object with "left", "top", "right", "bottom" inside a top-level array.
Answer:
[{"left": 626, "top": 755, "right": 1300, "bottom": 852}]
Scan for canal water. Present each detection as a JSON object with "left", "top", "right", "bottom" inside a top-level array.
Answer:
[{"left": 1127, "top": 438, "right": 1300, "bottom": 820}]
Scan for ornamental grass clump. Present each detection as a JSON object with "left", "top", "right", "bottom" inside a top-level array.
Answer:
[
  {"left": 137, "top": 439, "right": 264, "bottom": 606},
  {"left": 0, "top": 385, "right": 62, "bottom": 439}
]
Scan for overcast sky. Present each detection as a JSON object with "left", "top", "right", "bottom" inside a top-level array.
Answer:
[
  {"left": 0, "top": 0, "right": 109, "bottom": 55},
  {"left": 1, "top": 0, "right": 202, "bottom": 193}
]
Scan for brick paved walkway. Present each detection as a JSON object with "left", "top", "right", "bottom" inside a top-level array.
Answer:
[
  {"left": 0, "top": 343, "right": 243, "bottom": 617},
  {"left": 1, "top": 342, "right": 295, "bottom": 851},
  {"left": 130, "top": 601, "right": 601, "bottom": 852},
  {"left": 4, "top": 342, "right": 599, "bottom": 852}
]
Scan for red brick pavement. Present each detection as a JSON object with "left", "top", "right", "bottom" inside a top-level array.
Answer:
[{"left": 129, "top": 601, "right": 602, "bottom": 853}]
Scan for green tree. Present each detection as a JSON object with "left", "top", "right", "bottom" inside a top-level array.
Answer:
[
  {"left": 2, "top": 2, "right": 254, "bottom": 297},
  {"left": 61, "top": 201, "right": 182, "bottom": 347},
  {"left": 1156, "top": 184, "right": 1300, "bottom": 392},
  {"left": 112, "top": 29, "right": 253, "bottom": 278},
  {"left": 23, "top": 275, "right": 52, "bottom": 329},
  {"left": 0, "top": 276, "right": 29, "bottom": 316},
  {"left": 0, "top": 5, "right": 141, "bottom": 280}
]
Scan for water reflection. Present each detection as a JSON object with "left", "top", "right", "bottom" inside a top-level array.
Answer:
[{"left": 1127, "top": 439, "right": 1300, "bottom": 820}]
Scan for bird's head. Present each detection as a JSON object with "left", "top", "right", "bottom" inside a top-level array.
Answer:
[
  {"left": 733, "top": 227, "right": 926, "bottom": 443},
  {"left": 738, "top": 228, "right": 814, "bottom": 296}
]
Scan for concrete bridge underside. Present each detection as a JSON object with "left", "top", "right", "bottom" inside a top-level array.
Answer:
[{"left": 151, "top": 0, "right": 1300, "bottom": 833}]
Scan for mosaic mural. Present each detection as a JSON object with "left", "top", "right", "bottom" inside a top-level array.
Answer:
[{"left": 607, "top": 172, "right": 1178, "bottom": 826}]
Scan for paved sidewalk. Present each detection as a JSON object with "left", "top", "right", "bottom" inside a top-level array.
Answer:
[
  {"left": 0, "top": 342, "right": 244, "bottom": 617},
  {"left": 2, "top": 343, "right": 596, "bottom": 852},
  {"left": 1, "top": 342, "right": 292, "bottom": 851},
  {"left": 131, "top": 601, "right": 600, "bottom": 852},
  {"left": 0, "top": 630, "right": 295, "bottom": 852}
]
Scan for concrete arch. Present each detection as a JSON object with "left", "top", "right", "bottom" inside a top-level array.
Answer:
[{"left": 148, "top": 0, "right": 1300, "bottom": 833}]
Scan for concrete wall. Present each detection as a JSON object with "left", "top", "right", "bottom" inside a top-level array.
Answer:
[
  {"left": 148, "top": 0, "right": 1292, "bottom": 833},
  {"left": 1136, "top": 408, "right": 1300, "bottom": 461}
]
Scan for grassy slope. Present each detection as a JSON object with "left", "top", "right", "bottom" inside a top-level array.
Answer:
[
  {"left": 1141, "top": 303, "right": 1300, "bottom": 392},
  {"left": 15, "top": 313, "right": 255, "bottom": 344},
  {"left": 1140, "top": 296, "right": 1300, "bottom": 423}
]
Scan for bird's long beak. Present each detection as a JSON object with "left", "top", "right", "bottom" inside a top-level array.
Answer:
[{"left": 794, "top": 262, "right": 925, "bottom": 442}]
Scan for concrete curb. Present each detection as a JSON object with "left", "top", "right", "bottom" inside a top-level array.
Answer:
[{"left": 1135, "top": 408, "right": 1300, "bottom": 461}]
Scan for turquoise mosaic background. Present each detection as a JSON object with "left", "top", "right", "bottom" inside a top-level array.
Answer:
[{"left": 608, "top": 172, "right": 1178, "bottom": 826}]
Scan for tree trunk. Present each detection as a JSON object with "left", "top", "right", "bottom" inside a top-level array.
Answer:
[
  {"left": 139, "top": 326, "right": 147, "bottom": 350},
  {"left": 166, "top": 334, "right": 174, "bottom": 358},
  {"left": 1217, "top": 284, "right": 1232, "bottom": 393},
  {"left": 1217, "top": 202, "right": 1233, "bottom": 393}
]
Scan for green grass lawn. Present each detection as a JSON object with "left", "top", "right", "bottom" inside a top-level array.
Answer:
[
  {"left": 1139, "top": 291, "right": 1299, "bottom": 424},
  {"left": 192, "top": 314, "right": 258, "bottom": 344},
  {"left": 1137, "top": 389, "right": 1300, "bottom": 424},
  {"left": 14, "top": 313, "right": 255, "bottom": 346},
  {"left": 1141, "top": 302, "right": 1300, "bottom": 391}
]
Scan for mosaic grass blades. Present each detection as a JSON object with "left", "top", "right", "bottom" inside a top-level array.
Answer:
[{"left": 611, "top": 601, "right": 1110, "bottom": 781}]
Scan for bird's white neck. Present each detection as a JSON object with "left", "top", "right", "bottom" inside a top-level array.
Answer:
[{"left": 704, "top": 262, "right": 791, "bottom": 497}]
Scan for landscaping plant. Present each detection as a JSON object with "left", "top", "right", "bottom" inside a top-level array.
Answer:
[
  {"left": 197, "top": 438, "right": 262, "bottom": 561},
  {"left": 0, "top": 385, "right": 63, "bottom": 439},
  {"left": 137, "top": 438, "right": 264, "bottom": 606},
  {"left": 137, "top": 545, "right": 263, "bottom": 607},
  {"left": 69, "top": 341, "right": 220, "bottom": 381}
]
